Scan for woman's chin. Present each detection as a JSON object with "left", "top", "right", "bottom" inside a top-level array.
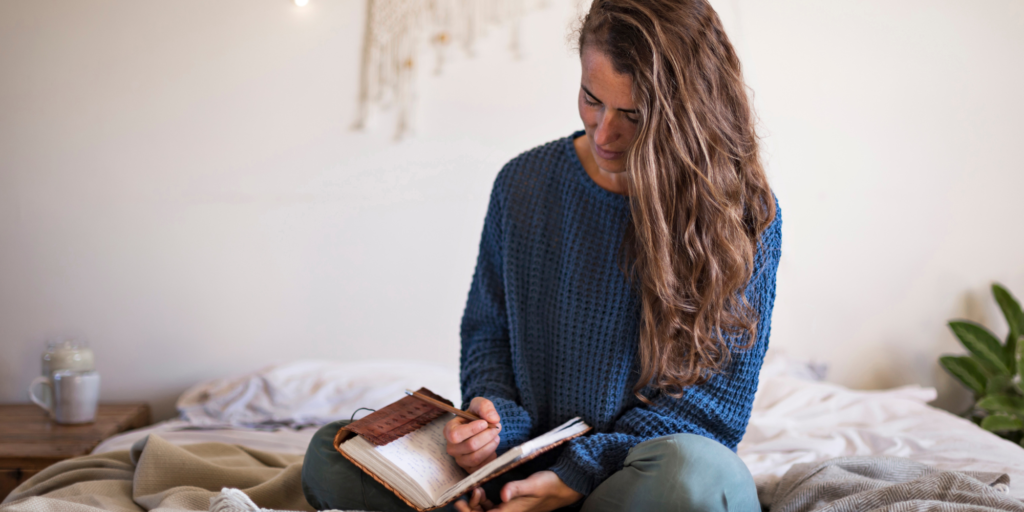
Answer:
[{"left": 595, "top": 159, "right": 626, "bottom": 176}]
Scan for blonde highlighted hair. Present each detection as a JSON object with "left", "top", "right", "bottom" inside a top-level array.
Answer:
[{"left": 578, "top": 0, "right": 776, "bottom": 400}]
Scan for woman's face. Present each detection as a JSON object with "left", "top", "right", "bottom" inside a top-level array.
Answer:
[{"left": 578, "top": 46, "right": 639, "bottom": 176}]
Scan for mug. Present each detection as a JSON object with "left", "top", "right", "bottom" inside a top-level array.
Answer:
[
  {"left": 37, "top": 340, "right": 95, "bottom": 416},
  {"left": 29, "top": 370, "right": 100, "bottom": 424}
]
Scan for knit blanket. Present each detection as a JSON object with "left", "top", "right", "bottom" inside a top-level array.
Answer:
[
  {"left": 0, "top": 435, "right": 360, "bottom": 512},
  {"left": 765, "top": 457, "right": 1024, "bottom": 512}
]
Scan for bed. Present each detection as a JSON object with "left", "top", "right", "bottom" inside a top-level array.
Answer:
[{"left": 4, "top": 352, "right": 1024, "bottom": 512}]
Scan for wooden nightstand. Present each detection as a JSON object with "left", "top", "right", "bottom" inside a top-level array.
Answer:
[{"left": 0, "top": 403, "right": 151, "bottom": 500}]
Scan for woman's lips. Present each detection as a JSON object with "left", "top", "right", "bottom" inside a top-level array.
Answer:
[{"left": 594, "top": 144, "right": 624, "bottom": 160}]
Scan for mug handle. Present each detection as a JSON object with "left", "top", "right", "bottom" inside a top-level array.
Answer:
[{"left": 29, "top": 376, "right": 54, "bottom": 415}]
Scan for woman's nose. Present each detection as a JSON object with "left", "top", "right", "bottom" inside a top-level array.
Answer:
[{"left": 593, "top": 112, "right": 620, "bottom": 146}]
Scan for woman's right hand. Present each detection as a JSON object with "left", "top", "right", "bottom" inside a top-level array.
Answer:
[{"left": 444, "top": 397, "right": 502, "bottom": 473}]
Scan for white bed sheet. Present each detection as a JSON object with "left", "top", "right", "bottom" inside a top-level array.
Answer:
[
  {"left": 92, "top": 357, "right": 1024, "bottom": 500},
  {"left": 95, "top": 358, "right": 461, "bottom": 455},
  {"left": 739, "top": 374, "right": 1024, "bottom": 500},
  {"left": 175, "top": 359, "right": 462, "bottom": 428}
]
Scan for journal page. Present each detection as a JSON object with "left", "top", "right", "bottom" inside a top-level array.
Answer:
[{"left": 374, "top": 414, "right": 468, "bottom": 503}]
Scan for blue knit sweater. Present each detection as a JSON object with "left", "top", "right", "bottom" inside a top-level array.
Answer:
[{"left": 459, "top": 131, "right": 782, "bottom": 497}]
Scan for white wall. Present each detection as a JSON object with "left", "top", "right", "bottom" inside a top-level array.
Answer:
[
  {"left": 1, "top": 0, "right": 1021, "bottom": 420},
  {"left": 736, "top": 0, "right": 1024, "bottom": 411}
]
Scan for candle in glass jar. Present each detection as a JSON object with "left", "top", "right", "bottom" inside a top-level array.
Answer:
[{"left": 42, "top": 340, "right": 95, "bottom": 376}]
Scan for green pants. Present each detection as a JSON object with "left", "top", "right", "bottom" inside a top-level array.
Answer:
[{"left": 302, "top": 421, "right": 759, "bottom": 511}]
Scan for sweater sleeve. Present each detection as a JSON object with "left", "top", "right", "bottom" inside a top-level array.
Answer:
[
  {"left": 459, "top": 174, "right": 534, "bottom": 451},
  {"left": 549, "top": 212, "right": 782, "bottom": 496}
]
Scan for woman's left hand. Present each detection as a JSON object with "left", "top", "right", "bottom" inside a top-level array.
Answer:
[{"left": 453, "top": 471, "right": 582, "bottom": 512}]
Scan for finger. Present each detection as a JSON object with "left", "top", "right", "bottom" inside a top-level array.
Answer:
[
  {"left": 470, "top": 487, "right": 486, "bottom": 508},
  {"left": 476, "top": 399, "right": 502, "bottom": 425},
  {"left": 452, "top": 424, "right": 498, "bottom": 455},
  {"left": 459, "top": 436, "right": 499, "bottom": 469},
  {"left": 444, "top": 416, "right": 471, "bottom": 443},
  {"left": 492, "top": 503, "right": 522, "bottom": 512},
  {"left": 500, "top": 477, "right": 538, "bottom": 503},
  {"left": 447, "top": 425, "right": 499, "bottom": 456},
  {"left": 462, "top": 451, "right": 497, "bottom": 474},
  {"left": 468, "top": 397, "right": 486, "bottom": 412},
  {"left": 447, "top": 420, "right": 491, "bottom": 445},
  {"left": 468, "top": 398, "right": 502, "bottom": 429},
  {"left": 447, "top": 427, "right": 492, "bottom": 461},
  {"left": 500, "top": 482, "right": 517, "bottom": 503},
  {"left": 454, "top": 498, "right": 470, "bottom": 512}
]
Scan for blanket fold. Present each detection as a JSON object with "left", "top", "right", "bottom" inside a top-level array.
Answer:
[
  {"left": 0, "top": 435, "right": 313, "bottom": 512},
  {"left": 767, "top": 456, "right": 1023, "bottom": 512},
  {"left": 6, "top": 440, "right": 1023, "bottom": 512}
]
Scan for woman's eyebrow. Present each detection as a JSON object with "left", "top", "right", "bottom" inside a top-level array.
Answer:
[{"left": 581, "top": 84, "right": 638, "bottom": 114}]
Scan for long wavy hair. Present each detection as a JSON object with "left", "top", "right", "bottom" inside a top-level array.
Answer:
[{"left": 578, "top": 0, "right": 776, "bottom": 400}]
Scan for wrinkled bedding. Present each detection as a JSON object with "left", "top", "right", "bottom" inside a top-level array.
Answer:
[
  {"left": 739, "top": 373, "right": 1024, "bottom": 500},
  {"left": 0, "top": 436, "right": 314, "bottom": 512},
  {"left": 175, "top": 360, "right": 461, "bottom": 429},
  {"left": 766, "top": 457, "right": 1021, "bottom": 512},
  {"left": 96, "top": 356, "right": 1024, "bottom": 500},
  {"left": 5, "top": 356, "right": 1024, "bottom": 512}
]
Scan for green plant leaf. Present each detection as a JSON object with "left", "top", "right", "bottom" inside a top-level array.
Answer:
[
  {"left": 993, "top": 284, "right": 1024, "bottom": 367},
  {"left": 1018, "top": 335, "right": 1024, "bottom": 390},
  {"left": 939, "top": 355, "right": 987, "bottom": 394},
  {"left": 1010, "top": 335, "right": 1019, "bottom": 374},
  {"left": 949, "top": 321, "right": 1010, "bottom": 375},
  {"left": 994, "top": 283, "right": 1024, "bottom": 340},
  {"left": 987, "top": 374, "right": 1012, "bottom": 395},
  {"left": 981, "top": 414, "right": 1024, "bottom": 432},
  {"left": 977, "top": 394, "right": 1024, "bottom": 417}
]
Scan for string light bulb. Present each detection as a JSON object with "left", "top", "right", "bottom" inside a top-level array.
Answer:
[{"left": 294, "top": 0, "right": 309, "bottom": 6}]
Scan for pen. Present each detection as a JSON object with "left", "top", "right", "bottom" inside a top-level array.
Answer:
[{"left": 404, "top": 389, "right": 500, "bottom": 429}]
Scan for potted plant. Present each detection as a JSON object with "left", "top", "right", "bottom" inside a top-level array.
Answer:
[{"left": 940, "top": 283, "right": 1024, "bottom": 445}]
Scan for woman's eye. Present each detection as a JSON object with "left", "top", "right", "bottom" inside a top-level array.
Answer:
[{"left": 583, "top": 95, "right": 600, "bottom": 107}]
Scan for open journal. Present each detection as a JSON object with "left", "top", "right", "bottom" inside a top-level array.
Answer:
[{"left": 333, "top": 389, "right": 591, "bottom": 511}]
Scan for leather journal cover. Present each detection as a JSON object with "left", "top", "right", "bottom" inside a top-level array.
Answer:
[
  {"left": 336, "top": 387, "right": 451, "bottom": 446},
  {"left": 332, "top": 388, "right": 590, "bottom": 511}
]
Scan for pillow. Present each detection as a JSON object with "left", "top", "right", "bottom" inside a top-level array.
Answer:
[
  {"left": 176, "top": 359, "right": 461, "bottom": 427},
  {"left": 174, "top": 350, "right": 822, "bottom": 429},
  {"left": 756, "top": 349, "right": 828, "bottom": 382}
]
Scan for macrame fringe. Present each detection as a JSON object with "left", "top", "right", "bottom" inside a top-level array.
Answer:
[
  {"left": 353, "top": 0, "right": 548, "bottom": 139},
  {"left": 209, "top": 488, "right": 356, "bottom": 512},
  {"left": 209, "top": 488, "right": 263, "bottom": 512}
]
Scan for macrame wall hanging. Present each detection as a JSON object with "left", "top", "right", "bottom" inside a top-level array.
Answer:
[{"left": 354, "top": 0, "right": 548, "bottom": 139}]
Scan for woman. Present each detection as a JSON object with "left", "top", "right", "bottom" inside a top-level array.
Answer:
[{"left": 303, "top": 0, "right": 780, "bottom": 510}]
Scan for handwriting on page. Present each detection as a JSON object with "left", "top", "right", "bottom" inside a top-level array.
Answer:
[{"left": 376, "top": 415, "right": 467, "bottom": 500}]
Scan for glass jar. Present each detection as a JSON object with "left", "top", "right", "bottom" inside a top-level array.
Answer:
[{"left": 42, "top": 340, "right": 95, "bottom": 376}]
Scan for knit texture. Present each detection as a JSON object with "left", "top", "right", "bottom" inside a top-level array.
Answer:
[{"left": 459, "top": 131, "right": 782, "bottom": 497}]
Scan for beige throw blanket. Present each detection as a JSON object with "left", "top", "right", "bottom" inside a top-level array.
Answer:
[
  {"left": 0, "top": 435, "right": 315, "bottom": 512},
  {"left": 765, "top": 457, "right": 1023, "bottom": 512}
]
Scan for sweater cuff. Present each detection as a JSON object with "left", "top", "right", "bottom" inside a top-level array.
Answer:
[
  {"left": 549, "top": 453, "right": 601, "bottom": 497},
  {"left": 486, "top": 397, "right": 532, "bottom": 452}
]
